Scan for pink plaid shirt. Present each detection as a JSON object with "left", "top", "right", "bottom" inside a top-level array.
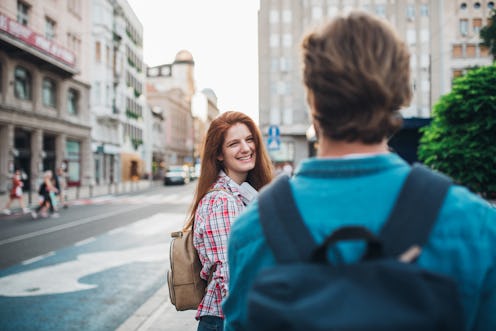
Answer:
[{"left": 193, "top": 172, "right": 252, "bottom": 319}]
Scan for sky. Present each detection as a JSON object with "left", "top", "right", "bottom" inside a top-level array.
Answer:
[{"left": 127, "top": 0, "right": 261, "bottom": 123}]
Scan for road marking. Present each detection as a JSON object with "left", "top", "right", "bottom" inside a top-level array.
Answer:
[
  {"left": 22, "top": 252, "right": 55, "bottom": 265},
  {"left": 74, "top": 237, "right": 96, "bottom": 247},
  {"left": 0, "top": 205, "right": 149, "bottom": 246}
]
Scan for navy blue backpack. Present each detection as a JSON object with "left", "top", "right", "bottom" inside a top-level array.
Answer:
[{"left": 247, "top": 164, "right": 464, "bottom": 331}]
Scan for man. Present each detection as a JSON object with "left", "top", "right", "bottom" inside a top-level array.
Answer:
[{"left": 223, "top": 11, "right": 496, "bottom": 331}]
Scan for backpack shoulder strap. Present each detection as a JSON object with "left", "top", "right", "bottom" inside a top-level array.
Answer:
[
  {"left": 258, "top": 175, "right": 317, "bottom": 263},
  {"left": 379, "top": 163, "right": 452, "bottom": 258}
]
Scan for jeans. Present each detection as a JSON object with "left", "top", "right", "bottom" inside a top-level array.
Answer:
[{"left": 197, "top": 315, "right": 223, "bottom": 331}]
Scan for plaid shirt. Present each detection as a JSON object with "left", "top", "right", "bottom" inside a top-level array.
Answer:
[{"left": 193, "top": 172, "right": 253, "bottom": 319}]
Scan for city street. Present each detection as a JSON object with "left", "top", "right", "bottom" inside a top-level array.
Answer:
[{"left": 0, "top": 183, "right": 198, "bottom": 331}]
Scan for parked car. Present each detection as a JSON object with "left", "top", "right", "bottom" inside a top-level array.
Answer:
[{"left": 164, "top": 165, "right": 190, "bottom": 185}]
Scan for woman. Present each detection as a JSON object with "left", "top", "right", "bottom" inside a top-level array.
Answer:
[
  {"left": 184, "top": 111, "right": 273, "bottom": 331},
  {"left": 2, "top": 170, "right": 29, "bottom": 215},
  {"left": 31, "top": 170, "right": 58, "bottom": 219}
]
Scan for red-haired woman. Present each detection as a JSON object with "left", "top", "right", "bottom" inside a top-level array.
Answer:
[{"left": 184, "top": 111, "right": 273, "bottom": 331}]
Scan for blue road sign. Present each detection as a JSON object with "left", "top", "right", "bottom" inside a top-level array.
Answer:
[
  {"left": 267, "top": 136, "right": 281, "bottom": 151},
  {"left": 268, "top": 125, "right": 280, "bottom": 138}
]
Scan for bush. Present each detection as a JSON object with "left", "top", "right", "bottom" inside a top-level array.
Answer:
[{"left": 418, "top": 65, "right": 496, "bottom": 198}]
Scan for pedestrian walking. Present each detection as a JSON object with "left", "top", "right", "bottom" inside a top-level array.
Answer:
[
  {"left": 223, "top": 10, "right": 496, "bottom": 331},
  {"left": 32, "top": 170, "right": 59, "bottom": 219},
  {"left": 54, "top": 166, "right": 68, "bottom": 209},
  {"left": 184, "top": 111, "right": 273, "bottom": 331},
  {"left": 2, "top": 170, "right": 29, "bottom": 215}
]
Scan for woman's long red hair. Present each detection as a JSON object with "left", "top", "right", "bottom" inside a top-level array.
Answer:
[{"left": 183, "top": 111, "right": 273, "bottom": 230}]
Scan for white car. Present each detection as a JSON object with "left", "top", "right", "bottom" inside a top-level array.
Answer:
[{"left": 164, "top": 165, "right": 190, "bottom": 185}]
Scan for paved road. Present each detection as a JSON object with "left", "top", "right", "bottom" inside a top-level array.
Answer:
[{"left": 0, "top": 183, "right": 198, "bottom": 331}]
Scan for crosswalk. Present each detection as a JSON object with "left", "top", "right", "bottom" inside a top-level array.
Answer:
[{"left": 70, "top": 192, "right": 194, "bottom": 206}]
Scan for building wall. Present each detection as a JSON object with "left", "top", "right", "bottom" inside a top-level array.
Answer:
[
  {"left": 146, "top": 51, "right": 197, "bottom": 168},
  {"left": 116, "top": 0, "right": 146, "bottom": 181},
  {"left": 0, "top": 0, "right": 92, "bottom": 195},
  {"left": 258, "top": 0, "right": 494, "bottom": 167}
]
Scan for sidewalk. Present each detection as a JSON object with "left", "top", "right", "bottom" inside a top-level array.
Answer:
[
  {"left": 117, "top": 285, "right": 196, "bottom": 331},
  {"left": 0, "top": 179, "right": 162, "bottom": 213}
]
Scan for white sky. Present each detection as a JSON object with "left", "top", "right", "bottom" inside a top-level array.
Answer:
[{"left": 127, "top": 0, "right": 261, "bottom": 123}]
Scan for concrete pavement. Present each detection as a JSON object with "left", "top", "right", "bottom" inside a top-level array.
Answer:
[
  {"left": 117, "top": 285, "right": 197, "bottom": 331},
  {"left": 0, "top": 179, "right": 160, "bottom": 214}
]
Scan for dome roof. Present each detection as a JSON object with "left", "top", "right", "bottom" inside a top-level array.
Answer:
[
  {"left": 174, "top": 50, "right": 194, "bottom": 64},
  {"left": 201, "top": 88, "right": 217, "bottom": 103}
]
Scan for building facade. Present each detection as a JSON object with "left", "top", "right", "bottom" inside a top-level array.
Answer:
[
  {"left": 115, "top": 0, "right": 146, "bottom": 181},
  {"left": 146, "top": 50, "right": 196, "bottom": 168},
  {"left": 258, "top": 0, "right": 494, "bottom": 166},
  {"left": 0, "top": 0, "right": 92, "bottom": 197}
]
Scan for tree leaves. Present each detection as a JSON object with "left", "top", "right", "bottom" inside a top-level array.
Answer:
[{"left": 418, "top": 65, "right": 496, "bottom": 198}]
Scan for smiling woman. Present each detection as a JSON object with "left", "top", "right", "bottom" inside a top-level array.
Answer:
[{"left": 181, "top": 111, "right": 272, "bottom": 330}]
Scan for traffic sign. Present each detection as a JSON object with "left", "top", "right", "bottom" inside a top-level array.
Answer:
[
  {"left": 267, "top": 136, "right": 281, "bottom": 151},
  {"left": 268, "top": 125, "right": 280, "bottom": 138}
]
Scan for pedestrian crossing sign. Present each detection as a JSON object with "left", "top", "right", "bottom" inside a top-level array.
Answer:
[{"left": 267, "top": 137, "right": 281, "bottom": 151}]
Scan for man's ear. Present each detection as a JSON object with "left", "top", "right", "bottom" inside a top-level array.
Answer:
[{"left": 306, "top": 89, "right": 316, "bottom": 111}]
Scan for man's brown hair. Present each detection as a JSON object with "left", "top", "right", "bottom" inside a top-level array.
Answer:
[{"left": 302, "top": 11, "right": 412, "bottom": 143}]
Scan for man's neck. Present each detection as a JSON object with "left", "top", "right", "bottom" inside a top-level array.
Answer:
[{"left": 317, "top": 138, "right": 389, "bottom": 158}]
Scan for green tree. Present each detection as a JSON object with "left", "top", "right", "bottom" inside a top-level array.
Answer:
[
  {"left": 480, "top": 9, "right": 496, "bottom": 61},
  {"left": 418, "top": 65, "right": 496, "bottom": 198}
]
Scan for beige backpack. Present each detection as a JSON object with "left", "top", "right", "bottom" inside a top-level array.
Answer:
[
  {"left": 167, "top": 188, "right": 229, "bottom": 311},
  {"left": 167, "top": 229, "right": 206, "bottom": 311}
]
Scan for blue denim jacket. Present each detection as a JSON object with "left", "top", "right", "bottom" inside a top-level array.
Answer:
[{"left": 223, "top": 153, "right": 496, "bottom": 331}]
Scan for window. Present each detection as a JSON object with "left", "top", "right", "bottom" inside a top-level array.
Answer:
[
  {"left": 270, "top": 107, "right": 281, "bottom": 125},
  {"left": 312, "top": 6, "right": 323, "bottom": 20},
  {"left": 327, "top": 6, "right": 338, "bottom": 17},
  {"left": 453, "top": 69, "right": 463, "bottom": 79},
  {"left": 95, "top": 41, "right": 101, "bottom": 62},
  {"left": 45, "top": 17, "right": 56, "bottom": 40},
  {"left": 66, "top": 140, "right": 81, "bottom": 185},
  {"left": 489, "top": 2, "right": 495, "bottom": 9},
  {"left": 406, "top": 4, "right": 415, "bottom": 20},
  {"left": 17, "top": 1, "right": 29, "bottom": 26},
  {"left": 474, "top": 2, "right": 481, "bottom": 9},
  {"left": 14, "top": 66, "right": 31, "bottom": 100},
  {"left": 270, "top": 34, "right": 279, "bottom": 48},
  {"left": 106, "top": 45, "right": 110, "bottom": 65},
  {"left": 376, "top": 4, "right": 386, "bottom": 17},
  {"left": 282, "top": 34, "right": 292, "bottom": 47},
  {"left": 270, "top": 10, "right": 279, "bottom": 23},
  {"left": 452, "top": 44, "right": 463, "bottom": 58},
  {"left": 480, "top": 45, "right": 490, "bottom": 56},
  {"left": 42, "top": 78, "right": 57, "bottom": 107},
  {"left": 93, "top": 82, "right": 101, "bottom": 104},
  {"left": 473, "top": 18, "right": 482, "bottom": 35},
  {"left": 407, "top": 29, "right": 416, "bottom": 44},
  {"left": 466, "top": 44, "right": 476, "bottom": 57},
  {"left": 420, "top": 4, "right": 429, "bottom": 16},
  {"left": 459, "top": 19, "right": 469, "bottom": 36},
  {"left": 67, "top": 88, "right": 79, "bottom": 115},
  {"left": 460, "top": 3, "right": 467, "bottom": 10},
  {"left": 282, "top": 10, "right": 292, "bottom": 23}
]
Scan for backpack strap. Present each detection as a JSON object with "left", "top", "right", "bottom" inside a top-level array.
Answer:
[
  {"left": 379, "top": 163, "right": 452, "bottom": 258},
  {"left": 258, "top": 175, "right": 318, "bottom": 263}
]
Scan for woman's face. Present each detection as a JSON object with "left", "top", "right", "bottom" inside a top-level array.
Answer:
[{"left": 217, "top": 123, "right": 257, "bottom": 184}]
